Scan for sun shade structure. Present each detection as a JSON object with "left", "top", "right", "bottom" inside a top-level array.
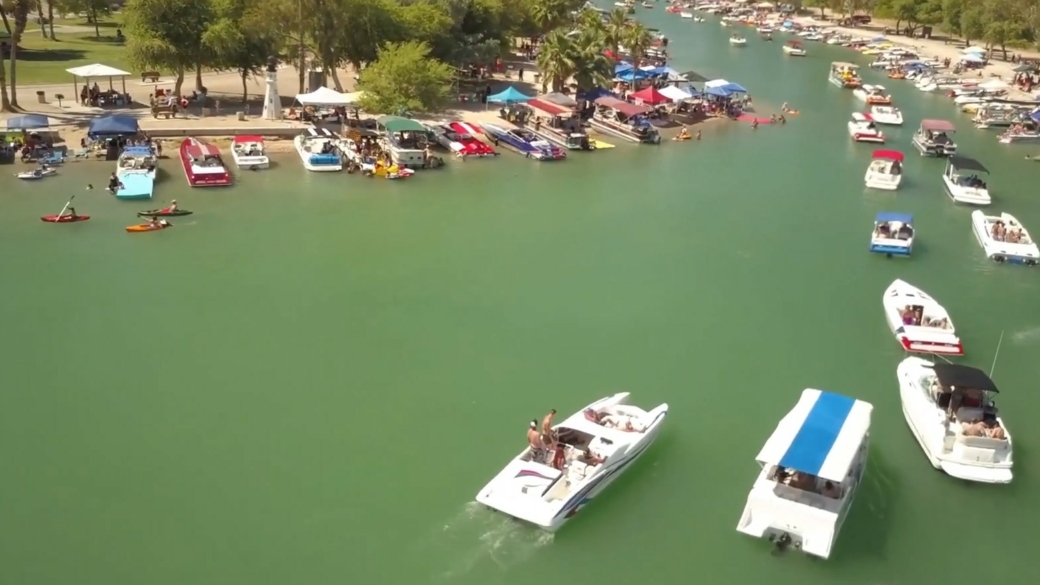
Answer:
[
  {"left": 528, "top": 99, "right": 572, "bottom": 116},
  {"left": 876, "top": 212, "right": 913, "bottom": 224},
  {"left": 5, "top": 114, "right": 50, "bottom": 130},
  {"left": 872, "top": 150, "right": 905, "bottom": 161},
  {"left": 541, "top": 92, "right": 578, "bottom": 108},
  {"left": 629, "top": 86, "right": 670, "bottom": 106},
  {"left": 87, "top": 114, "right": 140, "bottom": 137},
  {"left": 66, "top": 63, "right": 132, "bottom": 96},
  {"left": 949, "top": 156, "right": 989, "bottom": 173},
  {"left": 295, "top": 87, "right": 360, "bottom": 106},
  {"left": 920, "top": 119, "right": 956, "bottom": 132},
  {"left": 658, "top": 85, "right": 693, "bottom": 101},
  {"left": 755, "top": 389, "right": 873, "bottom": 482},
  {"left": 486, "top": 86, "right": 533, "bottom": 104},
  {"left": 932, "top": 364, "right": 999, "bottom": 392},
  {"left": 376, "top": 116, "right": 426, "bottom": 133},
  {"left": 593, "top": 97, "right": 649, "bottom": 117}
]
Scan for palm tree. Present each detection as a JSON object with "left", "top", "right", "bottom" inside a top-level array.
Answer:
[
  {"left": 0, "top": 5, "right": 9, "bottom": 111},
  {"left": 530, "top": 0, "right": 571, "bottom": 34},
  {"left": 9, "top": 0, "right": 29, "bottom": 108},
  {"left": 570, "top": 30, "right": 613, "bottom": 92},
  {"left": 603, "top": 8, "right": 629, "bottom": 61},
  {"left": 536, "top": 29, "right": 575, "bottom": 93},
  {"left": 623, "top": 21, "right": 653, "bottom": 70}
]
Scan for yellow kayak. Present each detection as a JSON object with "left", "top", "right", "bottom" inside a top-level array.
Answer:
[{"left": 591, "top": 139, "right": 615, "bottom": 150}]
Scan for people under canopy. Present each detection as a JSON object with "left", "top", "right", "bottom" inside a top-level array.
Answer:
[
  {"left": 541, "top": 92, "right": 578, "bottom": 108},
  {"left": 704, "top": 87, "right": 733, "bottom": 98},
  {"left": 66, "top": 63, "right": 132, "bottom": 98},
  {"left": 629, "top": 86, "right": 671, "bottom": 106},
  {"left": 658, "top": 85, "right": 694, "bottom": 102},
  {"left": 88, "top": 114, "right": 140, "bottom": 137},
  {"left": 486, "top": 86, "right": 533, "bottom": 104},
  {"left": 719, "top": 82, "right": 747, "bottom": 94},
  {"left": 294, "top": 86, "right": 359, "bottom": 106},
  {"left": 6, "top": 114, "right": 50, "bottom": 130}
]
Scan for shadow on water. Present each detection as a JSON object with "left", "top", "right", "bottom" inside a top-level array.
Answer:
[{"left": 834, "top": 447, "right": 898, "bottom": 561}]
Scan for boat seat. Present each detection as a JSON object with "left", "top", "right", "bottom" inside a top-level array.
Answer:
[{"left": 567, "top": 462, "right": 589, "bottom": 481}]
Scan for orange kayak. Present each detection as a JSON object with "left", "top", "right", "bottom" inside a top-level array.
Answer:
[{"left": 126, "top": 221, "right": 172, "bottom": 233}]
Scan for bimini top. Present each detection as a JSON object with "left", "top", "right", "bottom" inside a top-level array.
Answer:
[
  {"left": 933, "top": 364, "right": 999, "bottom": 393},
  {"left": 949, "top": 155, "right": 989, "bottom": 173},
  {"left": 756, "top": 389, "right": 874, "bottom": 482},
  {"left": 872, "top": 149, "right": 904, "bottom": 161},
  {"left": 121, "top": 146, "right": 154, "bottom": 157},
  {"left": 876, "top": 212, "right": 912, "bottom": 224},
  {"left": 920, "top": 119, "right": 956, "bottom": 132}
]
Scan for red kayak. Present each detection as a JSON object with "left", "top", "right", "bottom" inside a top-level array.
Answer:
[{"left": 41, "top": 215, "right": 91, "bottom": 223}]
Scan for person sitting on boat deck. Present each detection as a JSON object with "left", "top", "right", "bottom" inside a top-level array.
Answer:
[
  {"left": 876, "top": 222, "right": 892, "bottom": 238},
  {"left": 527, "top": 420, "right": 548, "bottom": 462},
  {"left": 581, "top": 448, "right": 605, "bottom": 466},
  {"left": 821, "top": 480, "right": 842, "bottom": 499},
  {"left": 991, "top": 220, "right": 1006, "bottom": 241},
  {"left": 962, "top": 419, "right": 1006, "bottom": 439},
  {"left": 900, "top": 305, "right": 918, "bottom": 326},
  {"left": 1007, "top": 229, "right": 1022, "bottom": 244}
]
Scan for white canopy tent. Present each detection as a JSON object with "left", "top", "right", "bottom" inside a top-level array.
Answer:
[
  {"left": 294, "top": 86, "right": 362, "bottom": 106},
  {"left": 704, "top": 79, "right": 731, "bottom": 89},
  {"left": 66, "top": 63, "right": 133, "bottom": 99},
  {"left": 659, "top": 85, "right": 693, "bottom": 101}
]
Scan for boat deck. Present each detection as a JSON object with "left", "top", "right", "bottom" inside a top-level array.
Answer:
[{"left": 116, "top": 173, "right": 154, "bottom": 199}]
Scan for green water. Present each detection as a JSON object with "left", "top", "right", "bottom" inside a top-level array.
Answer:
[{"left": 3, "top": 12, "right": 1040, "bottom": 585}]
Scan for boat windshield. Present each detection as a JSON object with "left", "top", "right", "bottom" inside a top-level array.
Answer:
[{"left": 896, "top": 304, "right": 951, "bottom": 329}]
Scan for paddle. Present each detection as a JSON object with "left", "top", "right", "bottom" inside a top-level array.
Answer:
[{"left": 53, "top": 195, "right": 75, "bottom": 222}]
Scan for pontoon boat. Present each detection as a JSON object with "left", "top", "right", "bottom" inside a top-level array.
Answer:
[
  {"left": 971, "top": 210, "right": 1039, "bottom": 265},
  {"left": 736, "top": 389, "right": 872, "bottom": 560},
  {"left": 869, "top": 106, "right": 903, "bottom": 126},
  {"left": 829, "top": 62, "right": 862, "bottom": 88},
  {"left": 475, "top": 392, "right": 668, "bottom": 531},
  {"left": 864, "top": 150, "right": 904, "bottom": 190},
  {"left": 882, "top": 279, "right": 963, "bottom": 355},
  {"left": 911, "top": 119, "right": 957, "bottom": 157},
  {"left": 848, "top": 113, "right": 885, "bottom": 143},
  {"left": 942, "top": 155, "right": 991, "bottom": 205},
  {"left": 897, "top": 359, "right": 1012, "bottom": 484},
  {"left": 870, "top": 212, "right": 914, "bottom": 256},
  {"left": 377, "top": 116, "right": 430, "bottom": 169},
  {"left": 998, "top": 118, "right": 1040, "bottom": 144}
]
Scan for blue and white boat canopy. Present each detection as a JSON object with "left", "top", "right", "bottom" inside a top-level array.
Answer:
[
  {"left": 876, "top": 212, "right": 913, "bottom": 224},
  {"left": 755, "top": 389, "right": 874, "bottom": 483},
  {"left": 122, "top": 146, "right": 154, "bottom": 157}
]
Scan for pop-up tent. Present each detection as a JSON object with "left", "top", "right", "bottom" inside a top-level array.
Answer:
[
  {"left": 6, "top": 114, "right": 50, "bottom": 130},
  {"left": 88, "top": 114, "right": 140, "bottom": 137},
  {"left": 658, "top": 85, "right": 694, "bottom": 101},
  {"left": 295, "top": 86, "right": 359, "bottom": 106},
  {"left": 630, "top": 86, "right": 670, "bottom": 106},
  {"left": 487, "top": 86, "right": 532, "bottom": 104}
]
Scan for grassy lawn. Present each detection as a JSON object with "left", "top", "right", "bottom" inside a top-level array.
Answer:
[{"left": 12, "top": 16, "right": 132, "bottom": 86}]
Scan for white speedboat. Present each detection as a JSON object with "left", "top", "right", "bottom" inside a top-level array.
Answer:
[
  {"left": 853, "top": 84, "right": 892, "bottom": 105},
  {"left": 911, "top": 119, "right": 957, "bottom": 157},
  {"left": 870, "top": 212, "right": 914, "bottom": 256},
  {"left": 230, "top": 135, "right": 270, "bottom": 170},
  {"left": 783, "top": 41, "right": 806, "bottom": 56},
  {"left": 475, "top": 392, "right": 668, "bottom": 531},
  {"left": 848, "top": 113, "right": 885, "bottom": 143},
  {"left": 998, "top": 119, "right": 1040, "bottom": 144},
  {"left": 803, "top": 33, "right": 825, "bottom": 41},
  {"left": 729, "top": 35, "right": 747, "bottom": 46},
  {"left": 869, "top": 105, "right": 903, "bottom": 126},
  {"left": 16, "top": 166, "right": 57, "bottom": 180},
  {"left": 294, "top": 127, "right": 343, "bottom": 172},
  {"left": 897, "top": 358, "right": 1012, "bottom": 484},
  {"left": 864, "top": 150, "right": 904, "bottom": 191},
  {"left": 971, "top": 211, "right": 1039, "bottom": 265},
  {"left": 882, "top": 279, "right": 963, "bottom": 355},
  {"left": 736, "top": 389, "right": 873, "bottom": 560},
  {"left": 115, "top": 145, "right": 157, "bottom": 199},
  {"left": 680, "top": 11, "right": 693, "bottom": 18},
  {"left": 756, "top": 26, "right": 774, "bottom": 34},
  {"left": 942, "top": 155, "right": 991, "bottom": 205}
]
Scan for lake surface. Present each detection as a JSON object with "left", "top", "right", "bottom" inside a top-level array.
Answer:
[{"left": 2, "top": 9, "right": 1039, "bottom": 585}]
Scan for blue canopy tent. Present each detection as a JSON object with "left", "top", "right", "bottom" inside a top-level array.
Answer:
[
  {"left": 577, "top": 88, "right": 614, "bottom": 102},
  {"left": 640, "top": 66, "right": 669, "bottom": 77},
  {"left": 614, "top": 62, "right": 634, "bottom": 75},
  {"left": 487, "top": 86, "right": 533, "bottom": 105},
  {"left": 6, "top": 114, "right": 50, "bottom": 130},
  {"left": 704, "top": 87, "right": 733, "bottom": 98},
  {"left": 1031, "top": 110, "right": 1040, "bottom": 123},
  {"left": 615, "top": 69, "right": 651, "bottom": 82},
  {"left": 720, "top": 82, "right": 747, "bottom": 94},
  {"left": 876, "top": 212, "right": 913, "bottom": 225},
  {"left": 88, "top": 114, "right": 140, "bottom": 137}
]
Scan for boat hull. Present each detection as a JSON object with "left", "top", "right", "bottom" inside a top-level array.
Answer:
[
  {"left": 971, "top": 211, "right": 1040, "bottom": 265},
  {"left": 179, "top": 139, "right": 233, "bottom": 187},
  {"left": 883, "top": 281, "right": 963, "bottom": 355},
  {"left": 942, "top": 175, "right": 990, "bottom": 205},
  {"left": 232, "top": 154, "right": 270, "bottom": 170},
  {"left": 294, "top": 136, "right": 343, "bottom": 171}
]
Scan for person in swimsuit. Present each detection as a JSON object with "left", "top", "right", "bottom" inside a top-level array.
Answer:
[
  {"left": 527, "top": 420, "right": 547, "bottom": 463},
  {"left": 167, "top": 199, "right": 178, "bottom": 213},
  {"left": 541, "top": 409, "right": 557, "bottom": 448}
]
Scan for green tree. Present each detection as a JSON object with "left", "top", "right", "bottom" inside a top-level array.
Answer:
[
  {"left": 0, "top": 3, "right": 10, "bottom": 111},
  {"left": 203, "top": 0, "right": 278, "bottom": 101},
  {"left": 535, "top": 29, "right": 573, "bottom": 92},
  {"left": 569, "top": 28, "right": 612, "bottom": 92},
  {"left": 603, "top": 8, "right": 628, "bottom": 60},
  {"left": 53, "top": 0, "right": 112, "bottom": 37},
  {"left": 7, "top": 0, "right": 28, "bottom": 108},
  {"left": 942, "top": 0, "right": 965, "bottom": 38},
  {"left": 528, "top": 0, "right": 570, "bottom": 34},
  {"left": 357, "top": 40, "right": 453, "bottom": 114},
  {"left": 244, "top": 0, "right": 308, "bottom": 92},
  {"left": 960, "top": 5, "right": 985, "bottom": 43},
  {"left": 981, "top": 0, "right": 1028, "bottom": 60},
  {"left": 623, "top": 21, "right": 653, "bottom": 69},
  {"left": 123, "top": 0, "right": 214, "bottom": 97}
]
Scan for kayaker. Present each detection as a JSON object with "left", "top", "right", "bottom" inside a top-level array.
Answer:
[
  {"left": 147, "top": 216, "right": 163, "bottom": 228},
  {"left": 165, "top": 199, "right": 178, "bottom": 213},
  {"left": 64, "top": 207, "right": 78, "bottom": 219}
]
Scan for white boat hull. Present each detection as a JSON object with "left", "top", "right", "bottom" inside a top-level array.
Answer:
[
  {"left": 294, "top": 135, "right": 342, "bottom": 172},
  {"left": 730, "top": 38, "right": 746, "bottom": 46},
  {"left": 870, "top": 107, "right": 903, "bottom": 126},
  {"left": 942, "top": 174, "right": 990, "bottom": 205},
  {"left": 232, "top": 152, "right": 270, "bottom": 170},
  {"left": 897, "top": 358, "right": 1012, "bottom": 484},
  {"left": 882, "top": 279, "right": 963, "bottom": 355},
  {"left": 848, "top": 123, "right": 885, "bottom": 143},
  {"left": 971, "top": 210, "right": 1040, "bottom": 264},
  {"left": 475, "top": 393, "right": 668, "bottom": 532},
  {"left": 783, "top": 47, "right": 806, "bottom": 56},
  {"left": 17, "top": 168, "right": 57, "bottom": 180},
  {"left": 865, "top": 170, "right": 902, "bottom": 191}
]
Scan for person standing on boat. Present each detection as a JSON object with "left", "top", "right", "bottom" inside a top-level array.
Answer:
[
  {"left": 541, "top": 409, "right": 557, "bottom": 448},
  {"left": 527, "top": 420, "right": 547, "bottom": 463}
]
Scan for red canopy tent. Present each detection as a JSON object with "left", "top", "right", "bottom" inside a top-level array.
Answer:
[{"left": 629, "top": 86, "right": 670, "bottom": 106}]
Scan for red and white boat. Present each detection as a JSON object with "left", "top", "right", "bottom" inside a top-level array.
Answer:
[
  {"left": 431, "top": 122, "right": 497, "bottom": 157},
  {"left": 179, "top": 137, "right": 232, "bottom": 187},
  {"left": 883, "top": 279, "right": 963, "bottom": 355},
  {"left": 848, "top": 112, "right": 885, "bottom": 143}
]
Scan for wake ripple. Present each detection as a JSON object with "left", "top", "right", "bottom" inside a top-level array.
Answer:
[{"left": 410, "top": 502, "right": 553, "bottom": 582}]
